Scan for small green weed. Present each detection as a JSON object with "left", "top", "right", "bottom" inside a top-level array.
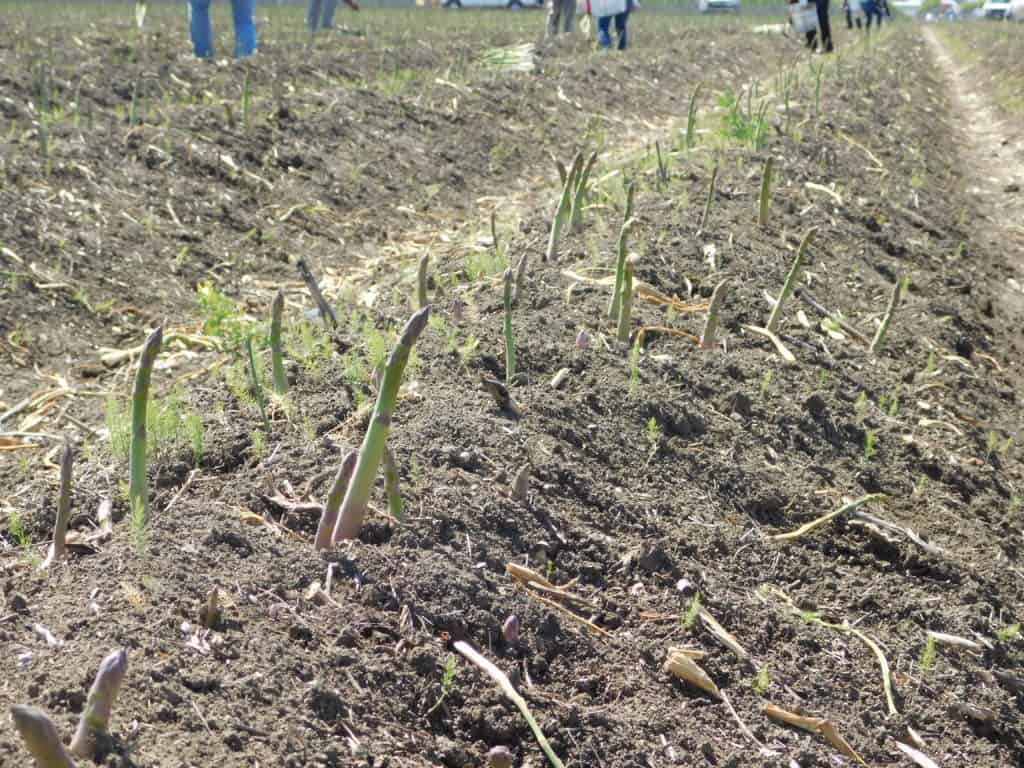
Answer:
[
  {"left": 751, "top": 664, "right": 770, "bottom": 695},
  {"left": 995, "top": 623, "right": 1021, "bottom": 643},
  {"left": 918, "top": 635, "right": 936, "bottom": 674},
  {"left": 760, "top": 370, "right": 773, "bottom": 400},
  {"left": 196, "top": 281, "right": 248, "bottom": 353},
  {"left": 682, "top": 593, "right": 701, "bottom": 631},
  {"left": 864, "top": 430, "right": 876, "bottom": 459}
]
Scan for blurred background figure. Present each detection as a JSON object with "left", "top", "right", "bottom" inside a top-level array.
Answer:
[
  {"left": 188, "top": 0, "right": 256, "bottom": 59},
  {"left": 308, "top": 0, "right": 339, "bottom": 31},
  {"left": 547, "top": 0, "right": 576, "bottom": 36}
]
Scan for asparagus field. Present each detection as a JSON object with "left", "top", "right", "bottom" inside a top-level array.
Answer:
[{"left": 2, "top": 6, "right": 1023, "bottom": 768}]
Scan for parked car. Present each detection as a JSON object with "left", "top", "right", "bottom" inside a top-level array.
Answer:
[
  {"left": 698, "top": 0, "right": 740, "bottom": 11},
  {"left": 981, "top": 0, "right": 1011, "bottom": 17},
  {"left": 443, "top": 0, "right": 543, "bottom": 7},
  {"left": 1007, "top": 0, "right": 1024, "bottom": 19}
]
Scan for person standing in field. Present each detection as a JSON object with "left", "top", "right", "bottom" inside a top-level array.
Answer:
[
  {"left": 862, "top": 0, "right": 882, "bottom": 28},
  {"left": 596, "top": 0, "right": 633, "bottom": 50},
  {"left": 804, "top": 0, "right": 833, "bottom": 53},
  {"left": 547, "top": 0, "right": 576, "bottom": 36},
  {"left": 188, "top": 0, "right": 256, "bottom": 59},
  {"left": 308, "top": 0, "right": 360, "bottom": 32}
]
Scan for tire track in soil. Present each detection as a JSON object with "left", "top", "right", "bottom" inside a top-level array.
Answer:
[{"left": 923, "top": 26, "right": 1024, "bottom": 317}]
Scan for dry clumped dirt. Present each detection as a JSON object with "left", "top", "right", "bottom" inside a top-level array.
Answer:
[{"left": 1, "top": 10, "right": 1023, "bottom": 768}]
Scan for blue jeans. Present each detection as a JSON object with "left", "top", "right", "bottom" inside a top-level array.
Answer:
[
  {"left": 597, "top": 11, "right": 628, "bottom": 50},
  {"left": 862, "top": 0, "right": 882, "bottom": 27},
  {"left": 188, "top": 0, "right": 256, "bottom": 59},
  {"left": 307, "top": 0, "right": 338, "bottom": 31}
]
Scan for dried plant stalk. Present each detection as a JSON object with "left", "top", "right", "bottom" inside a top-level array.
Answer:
[
  {"left": 870, "top": 276, "right": 906, "bottom": 355},
  {"left": 770, "top": 494, "right": 884, "bottom": 542},
  {"left": 664, "top": 648, "right": 721, "bottom": 699},
  {"left": 454, "top": 641, "right": 565, "bottom": 768},
  {"left": 765, "top": 703, "right": 866, "bottom": 766},
  {"left": 296, "top": 258, "right": 337, "bottom": 330}
]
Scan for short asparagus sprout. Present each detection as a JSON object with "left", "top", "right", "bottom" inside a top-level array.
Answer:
[
  {"left": 314, "top": 450, "right": 356, "bottom": 550},
  {"left": 245, "top": 335, "right": 270, "bottom": 433},
  {"left": 488, "top": 746, "right": 514, "bottom": 768},
  {"left": 10, "top": 705, "right": 75, "bottom": 768},
  {"left": 481, "top": 376, "right": 523, "bottom": 418},
  {"left": 41, "top": 442, "right": 73, "bottom": 570},
  {"left": 270, "top": 289, "right": 288, "bottom": 396},
  {"left": 511, "top": 463, "right": 529, "bottom": 502},
  {"left": 870, "top": 276, "right": 907, "bottom": 355},
  {"left": 608, "top": 218, "right": 637, "bottom": 321},
  {"left": 413, "top": 253, "right": 429, "bottom": 310},
  {"left": 502, "top": 615, "right": 520, "bottom": 644},
  {"left": 296, "top": 258, "right": 338, "bottom": 330},
  {"left": 758, "top": 156, "right": 773, "bottom": 228},
  {"left": 383, "top": 446, "right": 404, "bottom": 521},
  {"left": 617, "top": 255, "right": 638, "bottom": 344},
  {"left": 700, "top": 279, "right": 729, "bottom": 350},
  {"left": 765, "top": 227, "right": 817, "bottom": 335},
  {"left": 69, "top": 649, "right": 128, "bottom": 759},
  {"left": 699, "top": 162, "right": 718, "bottom": 233},
  {"left": 685, "top": 82, "right": 702, "bottom": 150},
  {"left": 503, "top": 268, "right": 516, "bottom": 385},
  {"left": 332, "top": 307, "right": 430, "bottom": 542},
  {"left": 569, "top": 151, "right": 599, "bottom": 233},
  {"left": 512, "top": 253, "right": 528, "bottom": 305},
  {"left": 200, "top": 587, "right": 221, "bottom": 629},
  {"left": 545, "top": 152, "right": 582, "bottom": 262},
  {"left": 129, "top": 327, "right": 162, "bottom": 522}
]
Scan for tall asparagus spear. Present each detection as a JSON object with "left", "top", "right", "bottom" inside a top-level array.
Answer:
[
  {"left": 41, "top": 442, "right": 73, "bottom": 570},
  {"left": 129, "top": 327, "right": 162, "bottom": 522},
  {"left": 332, "top": 307, "right": 430, "bottom": 542},
  {"left": 700, "top": 279, "right": 730, "bottom": 350},
  {"left": 10, "top": 706, "right": 75, "bottom": 768},
  {"left": 544, "top": 153, "right": 582, "bottom": 262},
  {"left": 758, "top": 156, "right": 773, "bottom": 228},
  {"left": 765, "top": 228, "right": 816, "bottom": 334},
  {"left": 314, "top": 451, "right": 356, "bottom": 550},
  {"left": 69, "top": 649, "right": 128, "bottom": 758},
  {"left": 270, "top": 289, "right": 288, "bottom": 396}
]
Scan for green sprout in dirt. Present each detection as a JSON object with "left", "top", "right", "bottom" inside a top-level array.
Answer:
[
  {"left": 569, "top": 151, "right": 599, "bottom": 233},
  {"left": 685, "top": 82, "right": 702, "bottom": 150},
  {"left": 698, "top": 161, "right": 718, "bottom": 233},
  {"left": 6, "top": 508, "right": 32, "bottom": 553},
  {"left": 864, "top": 431, "right": 877, "bottom": 459},
  {"left": 758, "top": 156, "right": 773, "bottom": 228},
  {"left": 646, "top": 417, "right": 662, "bottom": 447},
  {"left": 616, "top": 255, "right": 638, "bottom": 344},
  {"left": 41, "top": 443, "right": 73, "bottom": 570},
  {"left": 995, "top": 623, "right": 1021, "bottom": 643},
  {"left": 417, "top": 253, "right": 430, "bottom": 310},
  {"left": 654, "top": 141, "right": 669, "bottom": 187},
  {"left": 246, "top": 335, "right": 270, "bottom": 433},
  {"left": 699, "top": 279, "right": 729, "bottom": 350},
  {"left": 918, "top": 635, "right": 937, "bottom": 675},
  {"left": 196, "top": 281, "right": 247, "bottom": 353},
  {"left": 870, "top": 276, "right": 907, "bottom": 355},
  {"left": 766, "top": 227, "right": 817, "bottom": 334},
  {"left": 760, "top": 370, "right": 773, "bottom": 400},
  {"left": 608, "top": 218, "right": 637, "bottom": 321},
  {"left": 628, "top": 337, "right": 641, "bottom": 396},
  {"left": 330, "top": 307, "right": 429, "bottom": 543},
  {"left": 853, "top": 392, "right": 868, "bottom": 423},
  {"left": 426, "top": 654, "right": 459, "bottom": 716},
  {"left": 751, "top": 664, "right": 770, "bottom": 695},
  {"left": 69, "top": 649, "right": 128, "bottom": 759},
  {"left": 503, "top": 267, "right": 516, "bottom": 385},
  {"left": 924, "top": 350, "right": 937, "bottom": 375},
  {"left": 545, "top": 152, "right": 582, "bottom": 262},
  {"left": 682, "top": 593, "right": 701, "bottom": 630},
  {"left": 269, "top": 289, "right": 288, "bottom": 396},
  {"left": 185, "top": 413, "right": 203, "bottom": 465},
  {"left": 129, "top": 327, "right": 162, "bottom": 524},
  {"left": 10, "top": 705, "right": 75, "bottom": 768},
  {"left": 383, "top": 446, "right": 403, "bottom": 522}
]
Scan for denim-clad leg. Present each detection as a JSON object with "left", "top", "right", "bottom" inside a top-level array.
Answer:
[
  {"left": 597, "top": 14, "right": 612, "bottom": 48},
  {"left": 321, "top": 0, "right": 338, "bottom": 28},
  {"left": 614, "top": 10, "right": 628, "bottom": 50},
  {"left": 189, "top": 0, "right": 214, "bottom": 58},
  {"left": 232, "top": 0, "right": 257, "bottom": 58}
]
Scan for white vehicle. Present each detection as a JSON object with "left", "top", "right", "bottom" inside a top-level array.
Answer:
[
  {"left": 982, "top": 0, "right": 1012, "bottom": 17},
  {"left": 442, "top": 0, "right": 543, "bottom": 7},
  {"left": 1008, "top": 0, "right": 1024, "bottom": 19},
  {"left": 890, "top": 0, "right": 922, "bottom": 15},
  {"left": 698, "top": 0, "right": 740, "bottom": 11}
]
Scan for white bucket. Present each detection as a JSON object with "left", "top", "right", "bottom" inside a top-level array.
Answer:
[{"left": 789, "top": 3, "right": 819, "bottom": 32}]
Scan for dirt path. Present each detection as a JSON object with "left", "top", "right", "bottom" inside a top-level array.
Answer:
[{"left": 924, "top": 26, "right": 1024, "bottom": 301}]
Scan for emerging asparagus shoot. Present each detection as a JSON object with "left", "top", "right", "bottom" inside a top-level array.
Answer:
[
  {"left": 10, "top": 705, "right": 75, "bottom": 768},
  {"left": 699, "top": 161, "right": 718, "bottom": 233},
  {"left": 69, "top": 649, "right": 128, "bottom": 759},
  {"left": 129, "top": 327, "right": 162, "bottom": 523},
  {"left": 545, "top": 153, "right": 582, "bottom": 262},
  {"left": 700, "top": 279, "right": 730, "bottom": 350},
  {"left": 417, "top": 253, "right": 430, "bottom": 310},
  {"left": 870, "top": 276, "right": 907, "bottom": 355},
  {"left": 503, "top": 268, "right": 516, "bottom": 385},
  {"left": 270, "top": 289, "right": 288, "bottom": 396},
  {"left": 41, "top": 442, "right": 73, "bottom": 570},
  {"left": 246, "top": 335, "right": 270, "bottom": 434},
  {"left": 332, "top": 307, "right": 430, "bottom": 542},
  {"left": 315, "top": 450, "right": 356, "bottom": 550},
  {"left": 758, "top": 156, "right": 773, "bottom": 228},
  {"left": 617, "top": 255, "right": 638, "bottom": 344},
  {"left": 765, "top": 227, "right": 817, "bottom": 334},
  {"left": 608, "top": 219, "right": 636, "bottom": 321}
]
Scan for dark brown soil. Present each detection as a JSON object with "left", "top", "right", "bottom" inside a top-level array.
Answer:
[{"left": 2, "top": 12, "right": 1023, "bottom": 768}]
